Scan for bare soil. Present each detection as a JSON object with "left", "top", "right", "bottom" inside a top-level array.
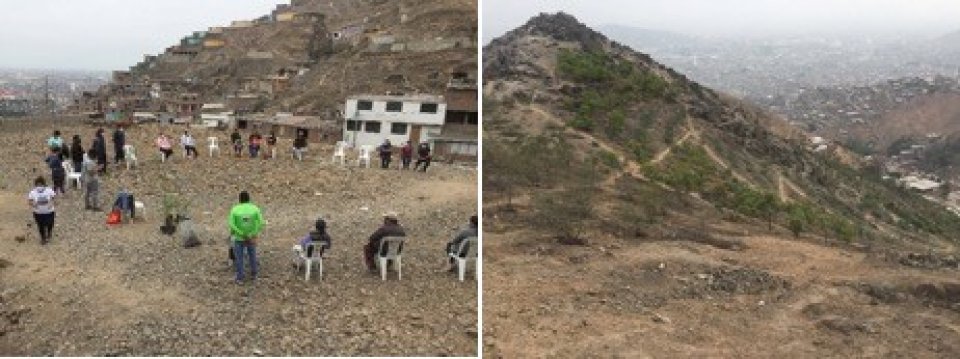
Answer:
[
  {"left": 0, "top": 120, "right": 478, "bottom": 356},
  {"left": 483, "top": 222, "right": 960, "bottom": 358}
]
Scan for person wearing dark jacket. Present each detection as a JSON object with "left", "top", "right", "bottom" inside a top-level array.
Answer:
[
  {"left": 293, "top": 134, "right": 307, "bottom": 161},
  {"left": 363, "top": 212, "right": 406, "bottom": 271},
  {"left": 45, "top": 148, "right": 66, "bottom": 194},
  {"left": 94, "top": 128, "right": 107, "bottom": 175},
  {"left": 230, "top": 130, "right": 243, "bottom": 157},
  {"left": 69, "top": 135, "right": 84, "bottom": 179},
  {"left": 378, "top": 139, "right": 393, "bottom": 169},
  {"left": 414, "top": 142, "right": 432, "bottom": 172},
  {"left": 446, "top": 215, "right": 478, "bottom": 271},
  {"left": 292, "top": 218, "right": 333, "bottom": 260},
  {"left": 112, "top": 126, "right": 125, "bottom": 164}
]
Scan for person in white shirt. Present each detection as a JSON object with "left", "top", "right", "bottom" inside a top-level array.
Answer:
[
  {"left": 27, "top": 176, "right": 57, "bottom": 245},
  {"left": 181, "top": 131, "right": 198, "bottom": 159}
]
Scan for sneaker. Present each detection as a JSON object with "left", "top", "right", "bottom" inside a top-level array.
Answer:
[{"left": 234, "top": 279, "right": 243, "bottom": 285}]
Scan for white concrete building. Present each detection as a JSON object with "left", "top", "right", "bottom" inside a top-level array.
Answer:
[{"left": 342, "top": 94, "right": 446, "bottom": 148}]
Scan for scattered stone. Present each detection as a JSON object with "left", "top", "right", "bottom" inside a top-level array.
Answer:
[{"left": 652, "top": 313, "right": 671, "bottom": 324}]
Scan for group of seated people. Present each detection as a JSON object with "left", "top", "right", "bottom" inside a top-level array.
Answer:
[{"left": 225, "top": 191, "right": 476, "bottom": 283}]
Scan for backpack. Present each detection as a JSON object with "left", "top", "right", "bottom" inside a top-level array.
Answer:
[{"left": 107, "top": 208, "right": 122, "bottom": 225}]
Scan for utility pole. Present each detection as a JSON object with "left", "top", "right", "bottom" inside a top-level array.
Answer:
[{"left": 44, "top": 75, "right": 52, "bottom": 120}]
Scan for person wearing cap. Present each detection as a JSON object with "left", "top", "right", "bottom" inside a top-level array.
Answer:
[
  {"left": 364, "top": 211, "right": 406, "bottom": 271},
  {"left": 229, "top": 191, "right": 265, "bottom": 284},
  {"left": 292, "top": 218, "right": 333, "bottom": 261},
  {"left": 446, "top": 215, "right": 478, "bottom": 272}
]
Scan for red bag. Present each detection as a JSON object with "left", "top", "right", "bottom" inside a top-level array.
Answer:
[{"left": 107, "top": 209, "right": 122, "bottom": 225}]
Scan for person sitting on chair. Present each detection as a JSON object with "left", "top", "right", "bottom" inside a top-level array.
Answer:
[
  {"left": 292, "top": 133, "right": 308, "bottom": 161},
  {"left": 156, "top": 134, "right": 174, "bottom": 161},
  {"left": 363, "top": 211, "right": 406, "bottom": 272},
  {"left": 292, "top": 218, "right": 333, "bottom": 261},
  {"left": 446, "top": 215, "right": 478, "bottom": 272}
]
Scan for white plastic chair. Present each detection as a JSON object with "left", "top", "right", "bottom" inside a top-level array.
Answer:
[
  {"left": 208, "top": 137, "right": 220, "bottom": 157},
  {"left": 332, "top": 141, "right": 347, "bottom": 165},
  {"left": 134, "top": 201, "right": 145, "bottom": 219},
  {"left": 63, "top": 162, "right": 82, "bottom": 190},
  {"left": 357, "top": 145, "right": 373, "bottom": 168},
  {"left": 448, "top": 236, "right": 478, "bottom": 282},
  {"left": 293, "top": 147, "right": 308, "bottom": 161},
  {"left": 123, "top": 145, "right": 138, "bottom": 170},
  {"left": 292, "top": 242, "right": 326, "bottom": 281},
  {"left": 376, "top": 236, "right": 405, "bottom": 281}
]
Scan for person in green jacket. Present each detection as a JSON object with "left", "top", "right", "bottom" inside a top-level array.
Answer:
[{"left": 229, "top": 191, "right": 264, "bottom": 284}]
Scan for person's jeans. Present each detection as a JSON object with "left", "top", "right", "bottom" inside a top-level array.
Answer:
[
  {"left": 233, "top": 240, "right": 258, "bottom": 281},
  {"left": 114, "top": 146, "right": 124, "bottom": 163},
  {"left": 401, "top": 156, "right": 412, "bottom": 169},
  {"left": 84, "top": 180, "right": 99, "bottom": 209},
  {"left": 380, "top": 155, "right": 391, "bottom": 169},
  {"left": 249, "top": 145, "right": 260, "bottom": 158},
  {"left": 33, "top": 212, "right": 55, "bottom": 243}
]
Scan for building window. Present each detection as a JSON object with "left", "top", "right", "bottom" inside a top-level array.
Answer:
[
  {"left": 420, "top": 103, "right": 438, "bottom": 113},
  {"left": 346, "top": 120, "right": 360, "bottom": 131},
  {"left": 357, "top": 100, "right": 373, "bottom": 111},
  {"left": 364, "top": 121, "right": 381, "bottom": 133},
  {"left": 467, "top": 113, "right": 478, "bottom": 125},
  {"left": 386, "top": 101, "right": 402, "bottom": 112},
  {"left": 391, "top": 122, "right": 408, "bottom": 135}
]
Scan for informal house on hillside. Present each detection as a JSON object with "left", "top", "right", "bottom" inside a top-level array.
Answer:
[
  {"left": 432, "top": 80, "right": 478, "bottom": 161},
  {"left": 342, "top": 94, "right": 446, "bottom": 148}
]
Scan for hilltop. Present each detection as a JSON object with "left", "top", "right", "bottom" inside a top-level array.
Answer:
[{"left": 482, "top": 12, "right": 960, "bottom": 357}]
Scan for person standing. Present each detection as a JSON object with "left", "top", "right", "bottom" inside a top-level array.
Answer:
[
  {"left": 181, "top": 131, "right": 198, "bottom": 159},
  {"left": 400, "top": 141, "right": 413, "bottom": 170},
  {"left": 230, "top": 129, "right": 243, "bottom": 157},
  {"left": 112, "top": 126, "right": 125, "bottom": 165},
  {"left": 45, "top": 148, "right": 66, "bottom": 195},
  {"left": 229, "top": 191, "right": 264, "bottom": 284},
  {"left": 414, "top": 141, "right": 432, "bottom": 172},
  {"left": 265, "top": 131, "right": 277, "bottom": 159},
  {"left": 248, "top": 131, "right": 262, "bottom": 158},
  {"left": 378, "top": 139, "right": 393, "bottom": 169},
  {"left": 47, "top": 130, "right": 66, "bottom": 161},
  {"left": 82, "top": 149, "right": 101, "bottom": 211},
  {"left": 363, "top": 212, "right": 406, "bottom": 272},
  {"left": 27, "top": 176, "right": 57, "bottom": 245},
  {"left": 94, "top": 128, "right": 108, "bottom": 175},
  {"left": 69, "top": 135, "right": 84, "bottom": 182}
]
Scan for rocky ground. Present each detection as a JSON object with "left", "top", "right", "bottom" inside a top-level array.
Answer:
[
  {"left": 0, "top": 119, "right": 478, "bottom": 356},
  {"left": 483, "top": 208, "right": 960, "bottom": 358}
]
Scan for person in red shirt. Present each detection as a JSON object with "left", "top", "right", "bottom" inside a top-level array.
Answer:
[{"left": 400, "top": 141, "right": 413, "bottom": 170}]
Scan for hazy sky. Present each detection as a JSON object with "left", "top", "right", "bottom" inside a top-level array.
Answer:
[
  {"left": 0, "top": 0, "right": 281, "bottom": 71},
  {"left": 483, "top": 0, "right": 960, "bottom": 43}
]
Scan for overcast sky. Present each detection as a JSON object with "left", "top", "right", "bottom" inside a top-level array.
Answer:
[
  {"left": 0, "top": 0, "right": 281, "bottom": 71},
  {"left": 483, "top": 0, "right": 960, "bottom": 43}
]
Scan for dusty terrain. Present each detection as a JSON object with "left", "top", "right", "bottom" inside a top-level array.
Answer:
[
  {"left": 0, "top": 119, "right": 478, "bottom": 356},
  {"left": 483, "top": 215, "right": 960, "bottom": 358}
]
